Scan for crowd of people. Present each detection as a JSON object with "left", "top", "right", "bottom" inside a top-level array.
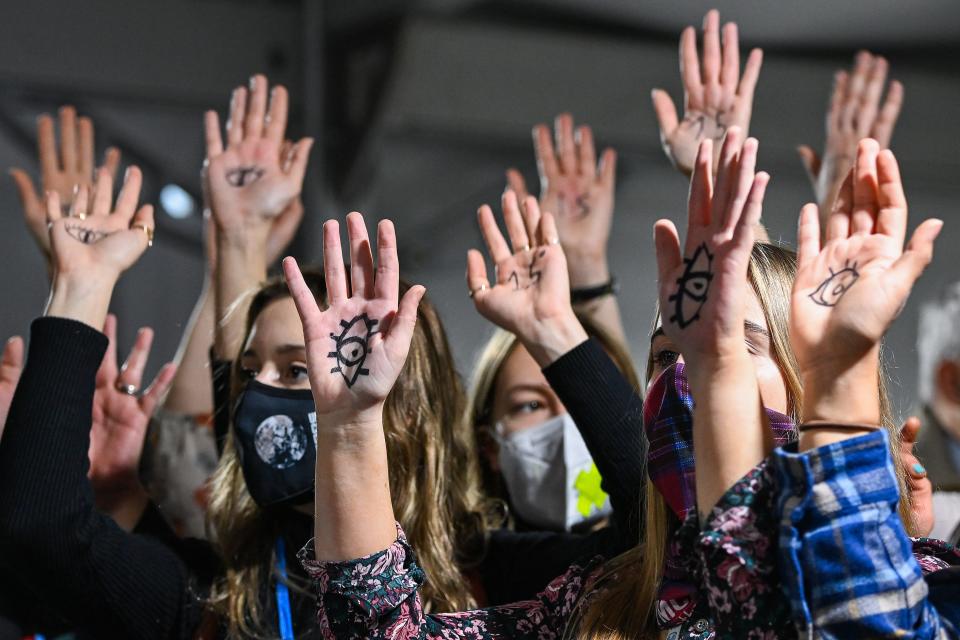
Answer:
[{"left": 1, "top": 9, "right": 958, "bottom": 639}]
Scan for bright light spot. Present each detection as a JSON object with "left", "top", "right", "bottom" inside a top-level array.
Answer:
[{"left": 160, "top": 184, "right": 195, "bottom": 219}]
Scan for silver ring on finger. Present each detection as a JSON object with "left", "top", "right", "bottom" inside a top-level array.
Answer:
[{"left": 115, "top": 382, "right": 139, "bottom": 397}]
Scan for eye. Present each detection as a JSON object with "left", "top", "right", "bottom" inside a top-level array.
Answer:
[
  {"left": 653, "top": 349, "right": 680, "bottom": 369},
  {"left": 808, "top": 261, "right": 860, "bottom": 307},
  {"left": 287, "top": 364, "right": 309, "bottom": 383},
  {"left": 509, "top": 400, "right": 543, "bottom": 416},
  {"left": 240, "top": 367, "right": 258, "bottom": 380}
]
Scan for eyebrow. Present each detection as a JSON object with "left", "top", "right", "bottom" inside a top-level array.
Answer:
[
  {"left": 241, "top": 344, "right": 306, "bottom": 359},
  {"left": 649, "top": 320, "right": 770, "bottom": 344}
]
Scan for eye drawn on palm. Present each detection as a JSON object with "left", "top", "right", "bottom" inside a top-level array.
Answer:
[
  {"left": 467, "top": 190, "right": 569, "bottom": 337},
  {"left": 204, "top": 75, "right": 312, "bottom": 238},
  {"left": 46, "top": 166, "right": 154, "bottom": 278},
  {"left": 654, "top": 130, "right": 768, "bottom": 361},
  {"left": 284, "top": 213, "right": 425, "bottom": 417},
  {"left": 88, "top": 315, "right": 175, "bottom": 492},
  {"left": 11, "top": 106, "right": 121, "bottom": 257},
  {"left": 652, "top": 10, "right": 762, "bottom": 176},
  {"left": 791, "top": 140, "right": 942, "bottom": 374},
  {"left": 506, "top": 114, "right": 616, "bottom": 262}
]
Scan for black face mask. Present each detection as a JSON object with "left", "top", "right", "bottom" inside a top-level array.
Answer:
[{"left": 233, "top": 379, "right": 317, "bottom": 508}]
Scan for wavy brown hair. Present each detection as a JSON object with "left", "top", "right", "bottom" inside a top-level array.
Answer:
[
  {"left": 207, "top": 269, "right": 489, "bottom": 637},
  {"left": 569, "top": 243, "right": 907, "bottom": 639}
]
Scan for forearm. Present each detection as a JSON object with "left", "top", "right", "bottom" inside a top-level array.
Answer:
[
  {"left": 213, "top": 233, "right": 267, "bottom": 359},
  {"left": 163, "top": 277, "right": 215, "bottom": 415},
  {"left": 542, "top": 339, "right": 645, "bottom": 537},
  {"left": 775, "top": 430, "right": 950, "bottom": 638},
  {"left": 0, "top": 319, "right": 196, "bottom": 637},
  {"left": 313, "top": 410, "right": 397, "bottom": 561},
  {"left": 566, "top": 254, "right": 627, "bottom": 347},
  {"left": 690, "top": 355, "right": 769, "bottom": 517}
]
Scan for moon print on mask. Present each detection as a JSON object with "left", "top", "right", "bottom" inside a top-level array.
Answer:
[
  {"left": 254, "top": 415, "right": 308, "bottom": 469},
  {"left": 809, "top": 260, "right": 860, "bottom": 307},
  {"left": 667, "top": 242, "right": 714, "bottom": 328},
  {"left": 329, "top": 313, "right": 379, "bottom": 387}
]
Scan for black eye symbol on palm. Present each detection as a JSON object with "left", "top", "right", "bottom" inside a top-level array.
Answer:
[
  {"left": 668, "top": 243, "right": 714, "bottom": 329},
  {"left": 329, "top": 314, "right": 379, "bottom": 387},
  {"left": 809, "top": 261, "right": 860, "bottom": 307}
]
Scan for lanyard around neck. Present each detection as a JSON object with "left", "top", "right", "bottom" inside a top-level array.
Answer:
[{"left": 275, "top": 537, "right": 294, "bottom": 640}]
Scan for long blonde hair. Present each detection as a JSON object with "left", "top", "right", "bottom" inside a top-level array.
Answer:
[
  {"left": 206, "top": 270, "right": 489, "bottom": 637},
  {"left": 572, "top": 243, "right": 907, "bottom": 639}
]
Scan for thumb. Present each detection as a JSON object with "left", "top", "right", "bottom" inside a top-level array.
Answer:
[
  {"left": 797, "top": 145, "right": 821, "bottom": 184},
  {"left": 385, "top": 285, "right": 426, "bottom": 356},
  {"left": 10, "top": 169, "right": 42, "bottom": 212}
]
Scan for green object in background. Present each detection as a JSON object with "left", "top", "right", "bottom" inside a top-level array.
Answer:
[{"left": 574, "top": 462, "right": 608, "bottom": 517}]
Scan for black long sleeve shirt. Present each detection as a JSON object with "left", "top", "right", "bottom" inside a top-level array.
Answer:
[{"left": 480, "top": 338, "right": 645, "bottom": 604}]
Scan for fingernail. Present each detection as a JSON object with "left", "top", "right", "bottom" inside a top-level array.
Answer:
[
  {"left": 123, "top": 167, "right": 130, "bottom": 182},
  {"left": 913, "top": 463, "right": 926, "bottom": 476}
]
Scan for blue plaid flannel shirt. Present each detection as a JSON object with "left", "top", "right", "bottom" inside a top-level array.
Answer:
[{"left": 774, "top": 429, "right": 959, "bottom": 638}]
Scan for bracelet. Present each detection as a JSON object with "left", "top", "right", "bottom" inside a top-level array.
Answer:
[
  {"left": 797, "top": 420, "right": 882, "bottom": 433},
  {"left": 570, "top": 277, "right": 618, "bottom": 304}
]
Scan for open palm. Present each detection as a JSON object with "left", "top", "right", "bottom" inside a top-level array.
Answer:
[
  {"left": 46, "top": 167, "right": 153, "bottom": 279},
  {"left": 284, "top": 213, "right": 424, "bottom": 418},
  {"left": 791, "top": 140, "right": 942, "bottom": 375},
  {"left": 506, "top": 114, "right": 616, "bottom": 267},
  {"left": 204, "top": 75, "right": 312, "bottom": 235},
  {"left": 652, "top": 10, "right": 762, "bottom": 176},
  {"left": 88, "top": 315, "right": 176, "bottom": 493},
  {"left": 467, "top": 190, "right": 569, "bottom": 339},
  {"left": 11, "top": 106, "right": 121, "bottom": 259},
  {"left": 654, "top": 129, "right": 768, "bottom": 361}
]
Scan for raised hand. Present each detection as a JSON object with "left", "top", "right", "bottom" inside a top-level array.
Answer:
[
  {"left": 900, "top": 416, "right": 934, "bottom": 537},
  {"left": 652, "top": 10, "right": 762, "bottom": 176},
  {"left": 89, "top": 314, "right": 176, "bottom": 502},
  {"left": 506, "top": 114, "right": 616, "bottom": 284},
  {"left": 792, "top": 140, "right": 942, "bottom": 426},
  {"left": 46, "top": 167, "right": 154, "bottom": 279},
  {"left": 467, "top": 190, "right": 588, "bottom": 365},
  {"left": 798, "top": 52, "right": 903, "bottom": 223},
  {"left": 283, "top": 213, "right": 425, "bottom": 420},
  {"left": 653, "top": 128, "right": 768, "bottom": 362},
  {"left": 204, "top": 75, "right": 312, "bottom": 245},
  {"left": 0, "top": 336, "right": 24, "bottom": 438},
  {"left": 11, "top": 107, "right": 121, "bottom": 261}
]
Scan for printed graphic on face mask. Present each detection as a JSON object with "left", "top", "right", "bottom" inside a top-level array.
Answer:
[
  {"left": 254, "top": 415, "right": 308, "bottom": 469},
  {"left": 574, "top": 462, "right": 607, "bottom": 518}
]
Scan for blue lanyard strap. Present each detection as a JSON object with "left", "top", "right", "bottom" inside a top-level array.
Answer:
[{"left": 275, "top": 537, "right": 295, "bottom": 640}]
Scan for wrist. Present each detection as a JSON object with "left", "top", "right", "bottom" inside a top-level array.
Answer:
[
  {"left": 314, "top": 405, "right": 385, "bottom": 443},
  {"left": 46, "top": 273, "right": 116, "bottom": 329},
  {"left": 564, "top": 253, "right": 610, "bottom": 289},
  {"left": 801, "top": 350, "right": 881, "bottom": 426},
  {"left": 521, "top": 312, "right": 589, "bottom": 368},
  {"left": 686, "top": 352, "right": 755, "bottom": 396}
]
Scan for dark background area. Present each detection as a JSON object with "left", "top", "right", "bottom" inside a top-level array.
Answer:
[{"left": 0, "top": 0, "right": 958, "bottom": 417}]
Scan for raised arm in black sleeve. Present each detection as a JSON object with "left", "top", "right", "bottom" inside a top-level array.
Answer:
[
  {"left": 480, "top": 338, "right": 645, "bottom": 605},
  {"left": 0, "top": 318, "right": 208, "bottom": 639},
  {"left": 542, "top": 337, "right": 645, "bottom": 539}
]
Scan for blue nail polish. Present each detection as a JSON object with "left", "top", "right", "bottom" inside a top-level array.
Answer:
[{"left": 913, "top": 463, "right": 926, "bottom": 475}]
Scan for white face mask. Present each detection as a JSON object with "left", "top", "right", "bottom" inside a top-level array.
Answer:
[{"left": 495, "top": 413, "right": 611, "bottom": 531}]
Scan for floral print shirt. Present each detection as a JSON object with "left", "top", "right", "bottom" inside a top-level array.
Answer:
[{"left": 297, "top": 459, "right": 793, "bottom": 639}]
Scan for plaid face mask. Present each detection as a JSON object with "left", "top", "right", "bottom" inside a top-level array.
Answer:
[{"left": 643, "top": 362, "right": 795, "bottom": 521}]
